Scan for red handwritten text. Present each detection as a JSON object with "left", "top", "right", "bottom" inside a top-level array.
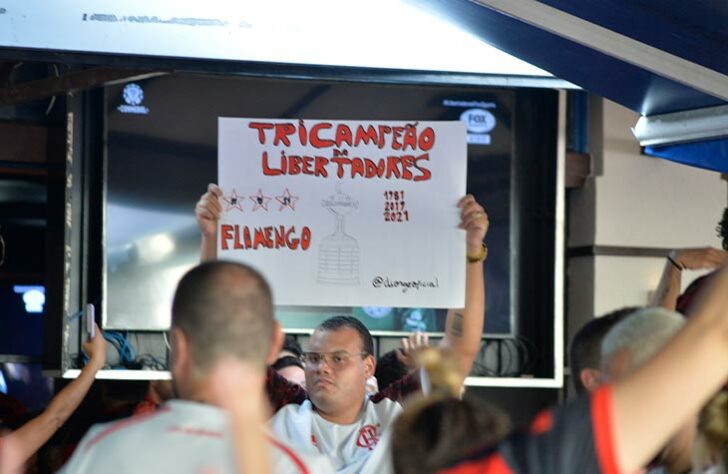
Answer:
[
  {"left": 262, "top": 151, "right": 431, "bottom": 181},
  {"left": 220, "top": 225, "right": 312, "bottom": 251},
  {"left": 249, "top": 121, "right": 436, "bottom": 152}
]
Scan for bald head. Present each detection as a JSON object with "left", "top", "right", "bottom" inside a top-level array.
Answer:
[{"left": 171, "top": 261, "right": 274, "bottom": 374}]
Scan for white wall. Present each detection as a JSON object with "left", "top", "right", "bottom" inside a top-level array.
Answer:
[
  {"left": 568, "top": 97, "right": 725, "bottom": 331},
  {"left": 595, "top": 101, "right": 725, "bottom": 248}
]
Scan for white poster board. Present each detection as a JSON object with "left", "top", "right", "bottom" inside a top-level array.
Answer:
[{"left": 218, "top": 118, "right": 467, "bottom": 308}]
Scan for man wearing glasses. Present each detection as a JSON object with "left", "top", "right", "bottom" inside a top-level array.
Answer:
[{"left": 196, "top": 186, "right": 489, "bottom": 473}]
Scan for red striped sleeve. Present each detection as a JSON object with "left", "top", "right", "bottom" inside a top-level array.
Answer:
[
  {"left": 266, "top": 435, "right": 309, "bottom": 474},
  {"left": 84, "top": 405, "right": 171, "bottom": 451},
  {"left": 591, "top": 385, "right": 620, "bottom": 474}
]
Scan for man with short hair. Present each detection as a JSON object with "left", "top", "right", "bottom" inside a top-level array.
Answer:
[
  {"left": 60, "top": 261, "right": 334, "bottom": 474},
  {"left": 196, "top": 185, "right": 489, "bottom": 473},
  {"left": 568, "top": 307, "right": 638, "bottom": 395}
]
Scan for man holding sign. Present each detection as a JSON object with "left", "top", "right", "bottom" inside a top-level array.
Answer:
[
  {"left": 196, "top": 180, "right": 488, "bottom": 473},
  {"left": 194, "top": 116, "right": 484, "bottom": 473}
]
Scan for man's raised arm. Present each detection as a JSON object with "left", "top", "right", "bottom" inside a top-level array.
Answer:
[
  {"left": 611, "top": 264, "right": 728, "bottom": 473},
  {"left": 439, "top": 195, "right": 488, "bottom": 380},
  {"left": 195, "top": 183, "right": 223, "bottom": 262},
  {"left": 208, "top": 357, "right": 271, "bottom": 474},
  {"left": 1, "top": 327, "right": 105, "bottom": 474},
  {"left": 650, "top": 247, "right": 727, "bottom": 310}
]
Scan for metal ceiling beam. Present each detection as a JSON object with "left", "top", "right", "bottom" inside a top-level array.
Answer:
[
  {"left": 0, "top": 67, "right": 165, "bottom": 106},
  {"left": 471, "top": 0, "right": 728, "bottom": 105},
  {"left": 632, "top": 104, "right": 728, "bottom": 146}
]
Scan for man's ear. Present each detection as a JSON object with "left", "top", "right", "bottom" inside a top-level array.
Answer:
[
  {"left": 363, "top": 354, "right": 376, "bottom": 378},
  {"left": 265, "top": 321, "right": 285, "bottom": 366},
  {"left": 170, "top": 327, "right": 190, "bottom": 377},
  {"left": 579, "top": 368, "right": 603, "bottom": 393}
]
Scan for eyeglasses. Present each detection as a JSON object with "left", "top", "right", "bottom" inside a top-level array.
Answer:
[{"left": 302, "top": 351, "right": 369, "bottom": 369}]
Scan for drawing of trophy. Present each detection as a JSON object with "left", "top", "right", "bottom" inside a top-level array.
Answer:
[{"left": 317, "top": 183, "right": 360, "bottom": 285}]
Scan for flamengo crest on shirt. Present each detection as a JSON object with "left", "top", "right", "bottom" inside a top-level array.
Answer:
[{"left": 355, "top": 424, "right": 380, "bottom": 451}]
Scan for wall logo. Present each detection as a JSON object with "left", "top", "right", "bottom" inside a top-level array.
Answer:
[
  {"left": 118, "top": 83, "right": 149, "bottom": 115},
  {"left": 459, "top": 108, "right": 496, "bottom": 145}
]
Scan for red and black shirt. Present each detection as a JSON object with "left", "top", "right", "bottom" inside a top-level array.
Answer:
[{"left": 439, "top": 386, "right": 619, "bottom": 474}]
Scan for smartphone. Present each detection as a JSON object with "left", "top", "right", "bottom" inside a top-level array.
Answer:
[{"left": 84, "top": 303, "right": 96, "bottom": 339}]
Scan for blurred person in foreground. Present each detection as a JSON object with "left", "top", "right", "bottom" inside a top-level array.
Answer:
[
  {"left": 59, "top": 261, "right": 333, "bottom": 474},
  {"left": 392, "top": 265, "right": 728, "bottom": 474}
]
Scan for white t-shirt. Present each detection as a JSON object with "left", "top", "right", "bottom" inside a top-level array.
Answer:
[
  {"left": 59, "top": 400, "right": 335, "bottom": 474},
  {"left": 270, "top": 397, "right": 401, "bottom": 474}
]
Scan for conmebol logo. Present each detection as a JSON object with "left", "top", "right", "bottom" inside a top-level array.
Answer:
[
  {"left": 123, "top": 83, "right": 144, "bottom": 105},
  {"left": 118, "top": 83, "right": 149, "bottom": 115}
]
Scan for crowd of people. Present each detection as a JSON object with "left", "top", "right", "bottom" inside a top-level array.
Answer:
[{"left": 0, "top": 184, "right": 727, "bottom": 474}]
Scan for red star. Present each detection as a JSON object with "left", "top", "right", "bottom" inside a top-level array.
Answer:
[
  {"left": 249, "top": 188, "right": 272, "bottom": 212},
  {"left": 223, "top": 189, "right": 245, "bottom": 212},
  {"left": 276, "top": 188, "right": 299, "bottom": 211}
]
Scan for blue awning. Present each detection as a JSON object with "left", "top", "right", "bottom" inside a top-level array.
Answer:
[
  {"left": 430, "top": 0, "right": 728, "bottom": 171},
  {"left": 2, "top": 1, "right": 727, "bottom": 171},
  {"left": 646, "top": 139, "right": 728, "bottom": 174}
]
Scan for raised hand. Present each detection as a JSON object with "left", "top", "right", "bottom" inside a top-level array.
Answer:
[
  {"left": 396, "top": 332, "right": 430, "bottom": 371},
  {"left": 671, "top": 247, "right": 728, "bottom": 270},
  {"left": 195, "top": 183, "right": 223, "bottom": 237},
  {"left": 82, "top": 324, "right": 106, "bottom": 370},
  {"left": 458, "top": 195, "right": 489, "bottom": 255}
]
